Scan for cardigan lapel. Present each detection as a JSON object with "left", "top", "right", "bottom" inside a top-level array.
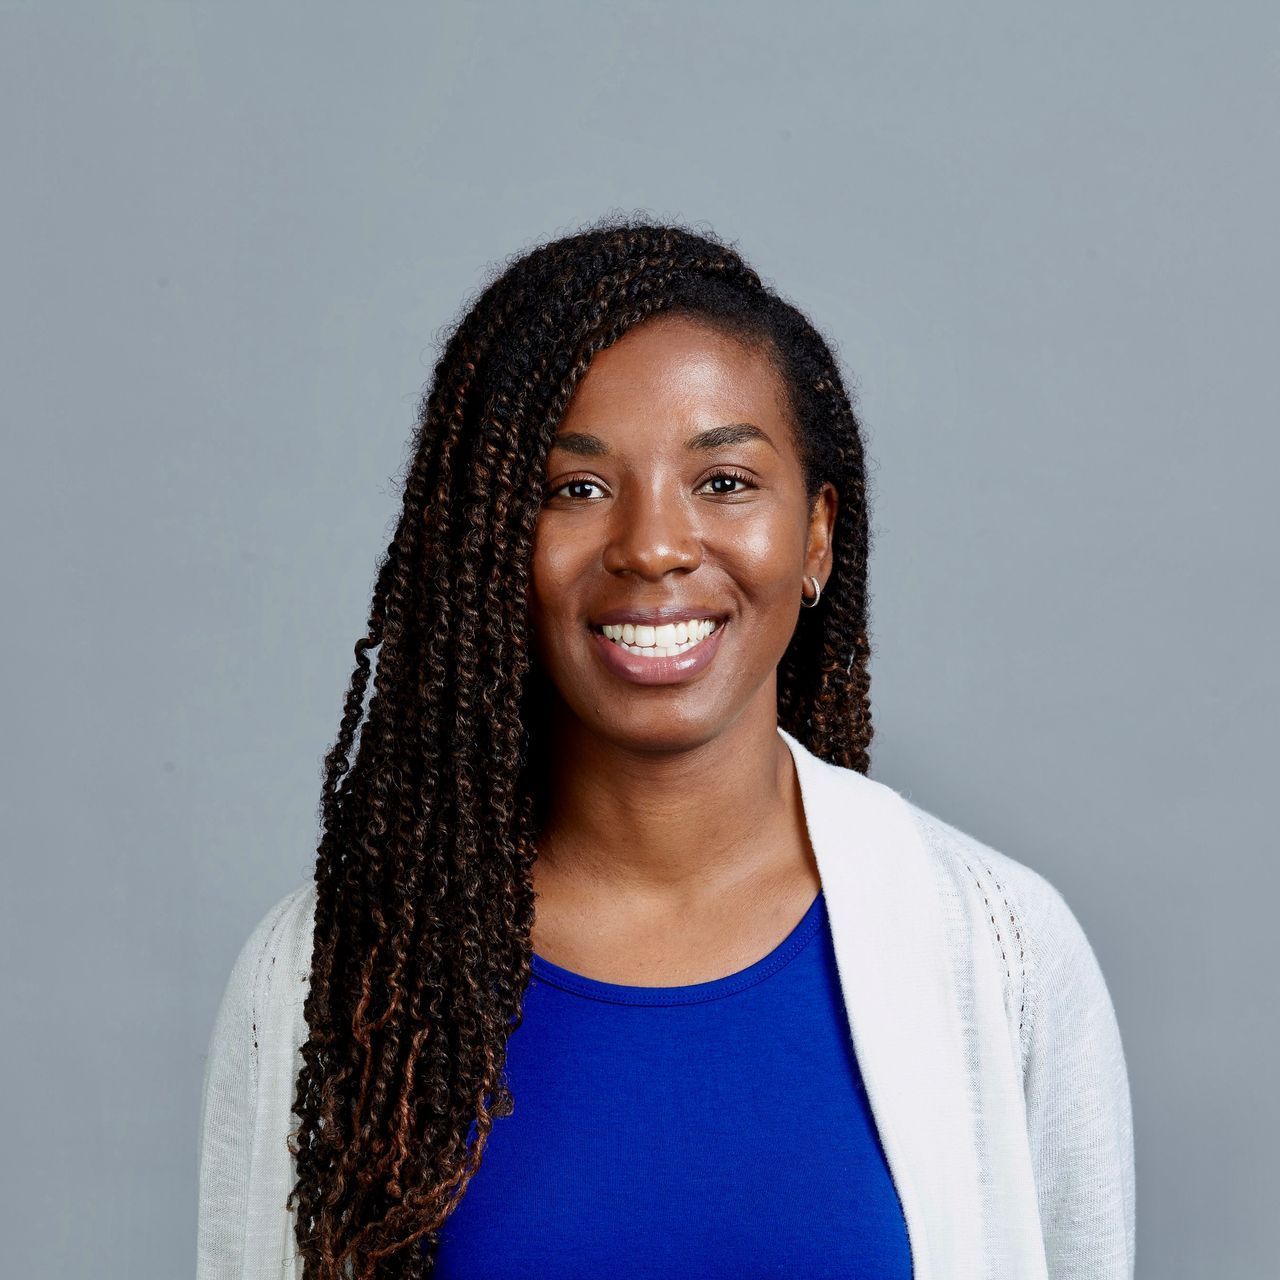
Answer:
[{"left": 778, "top": 727, "right": 989, "bottom": 1279}]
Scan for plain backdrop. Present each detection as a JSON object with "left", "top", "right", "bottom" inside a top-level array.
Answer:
[{"left": 2, "top": 2, "right": 1276, "bottom": 1276}]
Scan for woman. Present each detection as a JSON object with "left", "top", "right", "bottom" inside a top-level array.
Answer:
[{"left": 197, "top": 219, "right": 1135, "bottom": 1280}]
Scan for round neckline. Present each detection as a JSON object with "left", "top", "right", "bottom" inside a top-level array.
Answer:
[{"left": 528, "top": 889, "right": 826, "bottom": 1006}]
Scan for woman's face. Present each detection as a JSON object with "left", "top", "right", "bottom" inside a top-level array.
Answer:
[{"left": 528, "top": 313, "right": 837, "bottom": 751}]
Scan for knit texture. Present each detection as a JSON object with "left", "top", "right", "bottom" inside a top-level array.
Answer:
[{"left": 909, "top": 806, "right": 1136, "bottom": 1278}]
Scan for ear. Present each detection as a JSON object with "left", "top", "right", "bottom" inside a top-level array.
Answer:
[{"left": 804, "top": 482, "right": 839, "bottom": 589}]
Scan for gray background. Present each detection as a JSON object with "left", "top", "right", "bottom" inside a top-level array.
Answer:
[{"left": 2, "top": 2, "right": 1275, "bottom": 1276}]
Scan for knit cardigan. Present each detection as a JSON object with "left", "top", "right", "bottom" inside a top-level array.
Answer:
[{"left": 196, "top": 726, "right": 1136, "bottom": 1278}]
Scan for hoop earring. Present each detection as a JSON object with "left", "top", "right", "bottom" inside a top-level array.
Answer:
[{"left": 800, "top": 575, "right": 822, "bottom": 608}]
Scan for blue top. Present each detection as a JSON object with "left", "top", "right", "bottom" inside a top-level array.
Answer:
[{"left": 429, "top": 890, "right": 912, "bottom": 1278}]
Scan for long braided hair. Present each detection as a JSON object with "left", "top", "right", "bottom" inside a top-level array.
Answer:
[{"left": 286, "top": 215, "right": 876, "bottom": 1277}]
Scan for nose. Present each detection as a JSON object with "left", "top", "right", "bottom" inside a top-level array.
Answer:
[{"left": 600, "top": 484, "right": 702, "bottom": 581}]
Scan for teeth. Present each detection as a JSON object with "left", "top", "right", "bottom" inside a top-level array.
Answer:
[{"left": 599, "top": 617, "right": 719, "bottom": 657}]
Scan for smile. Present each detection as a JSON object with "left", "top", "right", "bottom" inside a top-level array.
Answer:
[
  {"left": 588, "top": 617, "right": 728, "bottom": 686},
  {"left": 594, "top": 617, "right": 720, "bottom": 657}
]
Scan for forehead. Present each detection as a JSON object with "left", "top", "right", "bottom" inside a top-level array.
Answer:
[{"left": 557, "top": 314, "right": 792, "bottom": 436}]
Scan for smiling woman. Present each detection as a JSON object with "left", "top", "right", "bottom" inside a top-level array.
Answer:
[{"left": 197, "top": 216, "right": 1134, "bottom": 1280}]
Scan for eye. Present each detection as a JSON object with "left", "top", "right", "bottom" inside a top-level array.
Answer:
[
  {"left": 543, "top": 468, "right": 759, "bottom": 504},
  {"left": 544, "top": 476, "right": 605, "bottom": 502},
  {"left": 699, "top": 468, "right": 757, "bottom": 496}
]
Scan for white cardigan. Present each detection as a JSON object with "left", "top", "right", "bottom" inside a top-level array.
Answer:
[{"left": 197, "top": 726, "right": 1135, "bottom": 1278}]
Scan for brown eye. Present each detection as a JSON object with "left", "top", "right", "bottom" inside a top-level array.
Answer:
[
  {"left": 700, "top": 469, "right": 756, "bottom": 495},
  {"left": 545, "top": 476, "right": 605, "bottom": 502}
]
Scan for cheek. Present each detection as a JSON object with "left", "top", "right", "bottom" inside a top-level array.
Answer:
[
  {"left": 528, "top": 525, "right": 583, "bottom": 626},
  {"left": 727, "top": 521, "right": 806, "bottom": 598}
]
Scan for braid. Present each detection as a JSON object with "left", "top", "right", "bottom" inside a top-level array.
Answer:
[{"left": 286, "top": 214, "right": 875, "bottom": 1277}]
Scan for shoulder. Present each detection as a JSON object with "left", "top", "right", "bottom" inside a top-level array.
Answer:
[
  {"left": 214, "top": 880, "right": 316, "bottom": 1076},
  {"left": 238, "top": 880, "right": 316, "bottom": 991},
  {"left": 901, "top": 797, "right": 1084, "bottom": 948},
  {"left": 898, "top": 795, "right": 1113, "bottom": 1078}
]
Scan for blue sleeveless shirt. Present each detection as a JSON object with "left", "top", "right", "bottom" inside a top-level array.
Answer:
[{"left": 429, "top": 890, "right": 913, "bottom": 1277}]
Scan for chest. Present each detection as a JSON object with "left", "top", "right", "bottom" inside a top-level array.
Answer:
[
  {"left": 529, "top": 867, "right": 823, "bottom": 987},
  {"left": 433, "top": 894, "right": 912, "bottom": 1278}
]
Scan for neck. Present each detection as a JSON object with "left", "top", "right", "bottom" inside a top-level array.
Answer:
[{"left": 533, "top": 696, "right": 801, "bottom": 907}]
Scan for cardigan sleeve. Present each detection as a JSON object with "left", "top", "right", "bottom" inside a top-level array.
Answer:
[
  {"left": 196, "top": 893, "right": 297, "bottom": 1280},
  {"left": 1020, "top": 875, "right": 1136, "bottom": 1279}
]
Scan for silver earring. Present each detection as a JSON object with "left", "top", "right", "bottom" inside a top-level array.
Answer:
[{"left": 800, "top": 575, "right": 822, "bottom": 608}]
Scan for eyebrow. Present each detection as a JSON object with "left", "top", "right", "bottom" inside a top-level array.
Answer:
[{"left": 550, "top": 422, "right": 778, "bottom": 457}]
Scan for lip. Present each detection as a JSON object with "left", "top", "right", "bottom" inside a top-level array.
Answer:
[{"left": 589, "top": 617, "right": 728, "bottom": 686}]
